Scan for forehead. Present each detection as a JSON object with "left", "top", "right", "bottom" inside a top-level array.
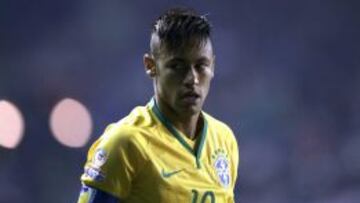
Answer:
[{"left": 157, "top": 38, "right": 214, "bottom": 61}]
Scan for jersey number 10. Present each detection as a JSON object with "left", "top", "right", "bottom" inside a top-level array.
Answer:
[{"left": 191, "top": 189, "right": 215, "bottom": 203}]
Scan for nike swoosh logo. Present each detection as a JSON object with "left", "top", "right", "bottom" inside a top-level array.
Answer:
[{"left": 161, "top": 169, "right": 184, "bottom": 178}]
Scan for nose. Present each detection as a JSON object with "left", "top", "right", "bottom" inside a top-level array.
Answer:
[{"left": 184, "top": 66, "right": 199, "bottom": 86}]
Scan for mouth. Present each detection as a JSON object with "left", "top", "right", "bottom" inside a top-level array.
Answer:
[{"left": 180, "top": 91, "right": 201, "bottom": 104}]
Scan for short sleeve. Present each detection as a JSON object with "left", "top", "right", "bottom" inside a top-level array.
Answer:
[
  {"left": 80, "top": 124, "right": 148, "bottom": 199},
  {"left": 226, "top": 125, "right": 239, "bottom": 203},
  {"left": 228, "top": 126, "right": 239, "bottom": 190}
]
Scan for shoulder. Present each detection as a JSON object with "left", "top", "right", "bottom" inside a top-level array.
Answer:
[
  {"left": 203, "top": 112, "right": 235, "bottom": 136},
  {"left": 203, "top": 112, "right": 238, "bottom": 145},
  {"left": 91, "top": 105, "right": 155, "bottom": 157},
  {"left": 107, "top": 105, "right": 155, "bottom": 139}
]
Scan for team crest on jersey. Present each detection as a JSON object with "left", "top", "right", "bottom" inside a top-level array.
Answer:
[
  {"left": 92, "top": 148, "right": 108, "bottom": 169},
  {"left": 212, "top": 149, "right": 231, "bottom": 188}
]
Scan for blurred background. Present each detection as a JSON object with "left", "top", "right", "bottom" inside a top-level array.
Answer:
[{"left": 1, "top": 0, "right": 360, "bottom": 202}]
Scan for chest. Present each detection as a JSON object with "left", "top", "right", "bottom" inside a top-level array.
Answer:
[{"left": 132, "top": 136, "right": 233, "bottom": 203}]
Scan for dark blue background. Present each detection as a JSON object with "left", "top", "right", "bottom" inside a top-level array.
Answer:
[{"left": 1, "top": 0, "right": 360, "bottom": 202}]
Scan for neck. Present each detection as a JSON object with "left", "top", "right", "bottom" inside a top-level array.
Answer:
[{"left": 155, "top": 96, "right": 202, "bottom": 140}]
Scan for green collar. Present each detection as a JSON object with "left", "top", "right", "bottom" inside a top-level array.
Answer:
[{"left": 150, "top": 98, "right": 208, "bottom": 168}]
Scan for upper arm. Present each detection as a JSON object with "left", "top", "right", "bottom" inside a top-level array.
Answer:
[
  {"left": 223, "top": 124, "right": 240, "bottom": 190},
  {"left": 80, "top": 124, "right": 148, "bottom": 199},
  {"left": 231, "top": 127, "right": 240, "bottom": 188}
]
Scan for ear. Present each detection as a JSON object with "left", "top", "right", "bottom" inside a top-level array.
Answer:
[{"left": 143, "top": 53, "right": 156, "bottom": 78}]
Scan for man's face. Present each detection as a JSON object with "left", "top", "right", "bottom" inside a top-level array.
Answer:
[{"left": 153, "top": 38, "right": 215, "bottom": 116}]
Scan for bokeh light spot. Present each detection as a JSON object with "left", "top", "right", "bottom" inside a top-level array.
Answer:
[
  {"left": 50, "top": 98, "right": 92, "bottom": 148},
  {"left": 0, "top": 100, "right": 25, "bottom": 149}
]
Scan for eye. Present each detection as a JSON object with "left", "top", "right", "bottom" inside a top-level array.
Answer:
[
  {"left": 169, "top": 63, "right": 182, "bottom": 70},
  {"left": 195, "top": 63, "right": 209, "bottom": 71},
  {"left": 167, "top": 61, "right": 186, "bottom": 71}
]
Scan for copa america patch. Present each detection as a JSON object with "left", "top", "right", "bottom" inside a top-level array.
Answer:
[
  {"left": 212, "top": 149, "right": 231, "bottom": 188},
  {"left": 84, "top": 167, "right": 105, "bottom": 181},
  {"left": 92, "top": 148, "right": 108, "bottom": 169}
]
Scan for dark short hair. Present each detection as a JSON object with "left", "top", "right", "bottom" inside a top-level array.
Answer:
[{"left": 150, "top": 7, "right": 212, "bottom": 57}]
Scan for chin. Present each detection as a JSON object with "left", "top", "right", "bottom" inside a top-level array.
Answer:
[{"left": 178, "top": 103, "right": 202, "bottom": 116}]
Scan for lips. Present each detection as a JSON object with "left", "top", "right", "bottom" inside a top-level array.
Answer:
[
  {"left": 180, "top": 91, "right": 201, "bottom": 104},
  {"left": 181, "top": 91, "right": 200, "bottom": 99}
]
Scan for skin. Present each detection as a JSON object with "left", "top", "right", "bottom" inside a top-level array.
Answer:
[{"left": 144, "top": 37, "right": 215, "bottom": 140}]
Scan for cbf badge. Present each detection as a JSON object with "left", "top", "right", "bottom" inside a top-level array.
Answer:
[
  {"left": 92, "top": 148, "right": 108, "bottom": 169},
  {"left": 84, "top": 148, "right": 108, "bottom": 181},
  {"left": 212, "top": 149, "right": 231, "bottom": 188}
]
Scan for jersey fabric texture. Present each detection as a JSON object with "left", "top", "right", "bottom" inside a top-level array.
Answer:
[{"left": 80, "top": 98, "right": 239, "bottom": 203}]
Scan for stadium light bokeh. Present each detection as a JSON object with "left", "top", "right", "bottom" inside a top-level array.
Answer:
[
  {"left": 49, "top": 98, "right": 92, "bottom": 148},
  {"left": 0, "top": 100, "right": 25, "bottom": 149}
]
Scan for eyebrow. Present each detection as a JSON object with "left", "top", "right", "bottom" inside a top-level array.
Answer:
[
  {"left": 166, "top": 56, "right": 211, "bottom": 63},
  {"left": 167, "top": 57, "right": 185, "bottom": 62},
  {"left": 196, "top": 57, "right": 211, "bottom": 63}
]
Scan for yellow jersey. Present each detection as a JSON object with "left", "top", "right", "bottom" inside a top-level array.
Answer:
[{"left": 79, "top": 98, "right": 239, "bottom": 203}]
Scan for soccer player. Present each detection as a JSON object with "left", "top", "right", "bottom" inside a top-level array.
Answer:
[{"left": 77, "top": 7, "right": 239, "bottom": 203}]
